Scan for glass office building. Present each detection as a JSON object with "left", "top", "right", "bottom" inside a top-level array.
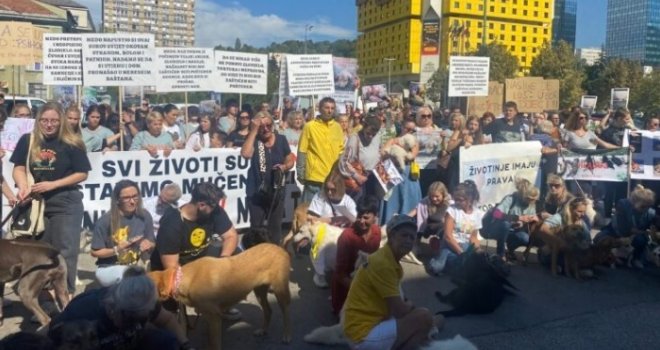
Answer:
[
  {"left": 553, "top": 0, "right": 577, "bottom": 47},
  {"left": 606, "top": 0, "right": 660, "bottom": 65}
]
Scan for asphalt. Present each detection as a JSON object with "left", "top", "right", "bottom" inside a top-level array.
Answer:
[{"left": 2, "top": 239, "right": 660, "bottom": 350}]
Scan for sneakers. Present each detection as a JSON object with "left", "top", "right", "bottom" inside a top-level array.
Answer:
[
  {"left": 222, "top": 307, "right": 242, "bottom": 321},
  {"left": 313, "top": 273, "right": 329, "bottom": 288},
  {"left": 428, "top": 250, "right": 450, "bottom": 275}
]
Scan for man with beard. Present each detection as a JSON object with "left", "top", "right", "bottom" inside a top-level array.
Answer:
[
  {"left": 330, "top": 195, "right": 382, "bottom": 315},
  {"left": 150, "top": 182, "right": 240, "bottom": 318}
]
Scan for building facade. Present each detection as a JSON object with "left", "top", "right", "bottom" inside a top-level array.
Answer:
[
  {"left": 102, "top": 0, "right": 195, "bottom": 47},
  {"left": 552, "top": 0, "right": 576, "bottom": 47},
  {"left": 576, "top": 47, "right": 602, "bottom": 66},
  {"left": 605, "top": 0, "right": 660, "bottom": 66}
]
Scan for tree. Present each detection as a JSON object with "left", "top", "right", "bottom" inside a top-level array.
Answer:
[
  {"left": 582, "top": 57, "right": 643, "bottom": 109},
  {"left": 630, "top": 71, "right": 660, "bottom": 113},
  {"left": 425, "top": 65, "right": 449, "bottom": 103},
  {"left": 469, "top": 43, "right": 518, "bottom": 83},
  {"left": 234, "top": 38, "right": 242, "bottom": 50},
  {"left": 530, "top": 40, "right": 585, "bottom": 109}
]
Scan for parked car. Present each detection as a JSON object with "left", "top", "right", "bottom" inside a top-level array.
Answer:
[{"left": 5, "top": 96, "right": 47, "bottom": 118}]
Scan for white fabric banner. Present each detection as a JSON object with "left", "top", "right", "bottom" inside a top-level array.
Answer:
[
  {"left": 81, "top": 34, "right": 156, "bottom": 87},
  {"left": 214, "top": 50, "right": 268, "bottom": 94},
  {"left": 2, "top": 148, "right": 303, "bottom": 230},
  {"left": 43, "top": 33, "right": 83, "bottom": 85},
  {"left": 459, "top": 141, "right": 542, "bottom": 212},
  {"left": 155, "top": 47, "right": 215, "bottom": 92},
  {"left": 286, "top": 54, "right": 335, "bottom": 96}
]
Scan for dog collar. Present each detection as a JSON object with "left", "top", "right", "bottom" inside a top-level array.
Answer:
[{"left": 171, "top": 266, "right": 183, "bottom": 299}]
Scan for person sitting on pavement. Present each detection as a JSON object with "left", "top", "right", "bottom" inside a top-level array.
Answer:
[
  {"left": 91, "top": 180, "right": 155, "bottom": 287},
  {"left": 594, "top": 185, "right": 656, "bottom": 269},
  {"left": 343, "top": 214, "right": 442, "bottom": 350},
  {"left": 142, "top": 183, "right": 182, "bottom": 236},
  {"left": 480, "top": 178, "right": 541, "bottom": 262},
  {"left": 331, "top": 195, "right": 382, "bottom": 316},
  {"left": 429, "top": 181, "right": 484, "bottom": 274},
  {"left": 307, "top": 167, "right": 358, "bottom": 228},
  {"left": 149, "top": 182, "right": 240, "bottom": 320},
  {"left": 539, "top": 174, "right": 574, "bottom": 220},
  {"left": 48, "top": 266, "right": 194, "bottom": 350},
  {"left": 408, "top": 181, "right": 451, "bottom": 254}
]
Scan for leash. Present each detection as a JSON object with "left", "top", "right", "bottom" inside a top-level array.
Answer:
[{"left": 0, "top": 199, "right": 28, "bottom": 228}]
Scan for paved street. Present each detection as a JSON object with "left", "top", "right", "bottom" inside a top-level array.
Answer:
[{"left": 1, "top": 240, "right": 660, "bottom": 349}]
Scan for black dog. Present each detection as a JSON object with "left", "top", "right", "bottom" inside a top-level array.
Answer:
[
  {"left": 435, "top": 249, "right": 517, "bottom": 317},
  {"left": 241, "top": 227, "right": 272, "bottom": 250}
]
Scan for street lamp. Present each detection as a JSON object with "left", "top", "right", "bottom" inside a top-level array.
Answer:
[
  {"left": 384, "top": 57, "right": 395, "bottom": 92},
  {"left": 304, "top": 24, "right": 314, "bottom": 54}
]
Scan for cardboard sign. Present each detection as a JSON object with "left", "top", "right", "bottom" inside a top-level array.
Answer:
[
  {"left": 505, "top": 77, "right": 559, "bottom": 112},
  {"left": 0, "top": 21, "right": 40, "bottom": 65},
  {"left": 467, "top": 81, "right": 504, "bottom": 117},
  {"left": 214, "top": 50, "right": 268, "bottom": 94},
  {"left": 81, "top": 34, "right": 156, "bottom": 86},
  {"left": 448, "top": 56, "right": 490, "bottom": 97},
  {"left": 156, "top": 47, "right": 215, "bottom": 92},
  {"left": 286, "top": 54, "right": 335, "bottom": 96},
  {"left": 43, "top": 33, "right": 83, "bottom": 85}
]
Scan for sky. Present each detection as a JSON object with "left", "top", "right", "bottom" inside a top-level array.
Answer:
[{"left": 76, "top": 0, "right": 606, "bottom": 49}]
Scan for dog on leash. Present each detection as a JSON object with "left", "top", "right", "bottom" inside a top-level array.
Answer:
[
  {"left": 148, "top": 243, "right": 291, "bottom": 350},
  {"left": 281, "top": 202, "right": 309, "bottom": 255},
  {"left": 0, "top": 239, "right": 70, "bottom": 328},
  {"left": 297, "top": 222, "right": 345, "bottom": 288},
  {"left": 532, "top": 224, "right": 591, "bottom": 279},
  {"left": 435, "top": 248, "right": 517, "bottom": 317}
]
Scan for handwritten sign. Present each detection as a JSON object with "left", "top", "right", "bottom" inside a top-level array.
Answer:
[
  {"left": 0, "top": 21, "right": 41, "bottom": 65},
  {"left": 467, "top": 81, "right": 504, "bottom": 116},
  {"left": 505, "top": 77, "right": 559, "bottom": 112}
]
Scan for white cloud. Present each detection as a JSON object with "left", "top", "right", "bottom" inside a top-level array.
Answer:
[{"left": 194, "top": 0, "right": 355, "bottom": 48}]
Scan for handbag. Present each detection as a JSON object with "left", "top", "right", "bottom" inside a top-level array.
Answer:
[
  {"left": 9, "top": 136, "right": 45, "bottom": 238},
  {"left": 255, "top": 140, "right": 274, "bottom": 204},
  {"left": 344, "top": 136, "right": 364, "bottom": 192}
]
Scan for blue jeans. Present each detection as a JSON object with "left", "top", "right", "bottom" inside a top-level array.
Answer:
[{"left": 481, "top": 219, "right": 529, "bottom": 257}]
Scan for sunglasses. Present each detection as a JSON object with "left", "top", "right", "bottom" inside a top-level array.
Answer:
[
  {"left": 420, "top": 114, "right": 432, "bottom": 119},
  {"left": 548, "top": 183, "right": 562, "bottom": 188}
]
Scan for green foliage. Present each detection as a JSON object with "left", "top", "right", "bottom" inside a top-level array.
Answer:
[
  {"left": 470, "top": 43, "right": 519, "bottom": 83},
  {"left": 630, "top": 71, "right": 660, "bottom": 113},
  {"left": 530, "top": 40, "right": 585, "bottom": 109},
  {"left": 214, "top": 39, "right": 356, "bottom": 57},
  {"left": 425, "top": 65, "right": 449, "bottom": 103},
  {"left": 582, "top": 57, "right": 643, "bottom": 109}
]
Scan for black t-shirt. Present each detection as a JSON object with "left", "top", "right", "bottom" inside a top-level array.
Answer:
[
  {"left": 10, "top": 133, "right": 91, "bottom": 198},
  {"left": 228, "top": 130, "right": 247, "bottom": 148},
  {"left": 150, "top": 205, "right": 233, "bottom": 271},
  {"left": 247, "top": 134, "right": 291, "bottom": 197},
  {"left": 484, "top": 117, "right": 524, "bottom": 143},
  {"left": 48, "top": 288, "right": 161, "bottom": 350}
]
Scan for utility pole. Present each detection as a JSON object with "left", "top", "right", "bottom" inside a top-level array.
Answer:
[
  {"left": 304, "top": 24, "right": 313, "bottom": 54},
  {"left": 384, "top": 57, "right": 395, "bottom": 92}
]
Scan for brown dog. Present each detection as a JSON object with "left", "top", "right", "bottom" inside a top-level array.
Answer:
[
  {"left": 281, "top": 202, "right": 309, "bottom": 255},
  {"left": 0, "top": 239, "right": 69, "bottom": 327},
  {"left": 148, "top": 243, "right": 291, "bottom": 350},
  {"left": 527, "top": 224, "right": 591, "bottom": 279}
]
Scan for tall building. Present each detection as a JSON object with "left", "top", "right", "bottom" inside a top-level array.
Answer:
[
  {"left": 441, "top": 0, "right": 553, "bottom": 72},
  {"left": 552, "top": 0, "right": 576, "bottom": 47},
  {"left": 605, "top": 0, "right": 660, "bottom": 65},
  {"left": 102, "top": 0, "right": 195, "bottom": 47}
]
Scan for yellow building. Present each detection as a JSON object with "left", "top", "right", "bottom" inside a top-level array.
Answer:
[
  {"left": 442, "top": 0, "right": 553, "bottom": 72},
  {"left": 356, "top": 0, "right": 424, "bottom": 88}
]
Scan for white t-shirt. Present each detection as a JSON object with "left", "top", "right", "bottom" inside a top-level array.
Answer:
[
  {"left": 446, "top": 204, "right": 484, "bottom": 245},
  {"left": 308, "top": 193, "right": 357, "bottom": 220}
]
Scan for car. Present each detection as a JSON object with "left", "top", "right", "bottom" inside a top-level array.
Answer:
[{"left": 4, "top": 96, "right": 47, "bottom": 118}]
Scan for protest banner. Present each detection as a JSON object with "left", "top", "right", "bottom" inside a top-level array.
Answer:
[
  {"left": 467, "top": 81, "right": 504, "bottom": 117},
  {"left": 323, "top": 57, "right": 358, "bottom": 113},
  {"left": 43, "top": 33, "right": 83, "bottom": 85},
  {"left": 0, "top": 21, "right": 40, "bottom": 65},
  {"left": 459, "top": 142, "right": 542, "bottom": 212},
  {"left": 155, "top": 47, "right": 214, "bottom": 92},
  {"left": 32, "top": 26, "right": 45, "bottom": 63},
  {"left": 580, "top": 95, "right": 597, "bottom": 115},
  {"left": 286, "top": 54, "right": 335, "bottom": 96},
  {"left": 505, "top": 77, "right": 559, "bottom": 112},
  {"left": 361, "top": 84, "right": 388, "bottom": 103},
  {"left": 448, "top": 56, "right": 490, "bottom": 97},
  {"left": 626, "top": 130, "right": 660, "bottom": 180},
  {"left": 81, "top": 34, "right": 156, "bottom": 86},
  {"left": 557, "top": 148, "right": 629, "bottom": 182},
  {"left": 611, "top": 88, "right": 629, "bottom": 109},
  {"left": 416, "top": 128, "right": 444, "bottom": 169},
  {"left": 214, "top": 50, "right": 268, "bottom": 94},
  {"left": 2, "top": 148, "right": 303, "bottom": 230},
  {"left": 0, "top": 118, "right": 35, "bottom": 151}
]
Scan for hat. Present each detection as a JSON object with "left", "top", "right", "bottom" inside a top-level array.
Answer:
[{"left": 387, "top": 215, "right": 417, "bottom": 236}]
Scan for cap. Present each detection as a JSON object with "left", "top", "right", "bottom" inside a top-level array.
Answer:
[{"left": 387, "top": 215, "right": 417, "bottom": 236}]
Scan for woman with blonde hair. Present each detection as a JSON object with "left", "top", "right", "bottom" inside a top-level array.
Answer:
[
  {"left": 481, "top": 178, "right": 541, "bottom": 261},
  {"left": 540, "top": 174, "right": 574, "bottom": 219},
  {"left": 409, "top": 181, "right": 451, "bottom": 239},
  {"left": 10, "top": 101, "right": 91, "bottom": 295},
  {"left": 129, "top": 111, "right": 174, "bottom": 157},
  {"left": 439, "top": 112, "right": 466, "bottom": 190},
  {"left": 594, "top": 185, "right": 656, "bottom": 269},
  {"left": 307, "top": 166, "right": 357, "bottom": 228}
]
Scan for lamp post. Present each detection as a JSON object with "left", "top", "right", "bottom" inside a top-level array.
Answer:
[
  {"left": 384, "top": 57, "right": 395, "bottom": 92},
  {"left": 304, "top": 24, "right": 313, "bottom": 54}
]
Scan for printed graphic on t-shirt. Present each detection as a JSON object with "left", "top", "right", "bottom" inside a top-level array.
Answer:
[
  {"left": 190, "top": 228, "right": 206, "bottom": 247},
  {"left": 32, "top": 149, "right": 57, "bottom": 171}
]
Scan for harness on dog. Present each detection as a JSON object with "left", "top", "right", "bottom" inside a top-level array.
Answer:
[
  {"left": 311, "top": 223, "right": 328, "bottom": 259},
  {"left": 169, "top": 266, "right": 183, "bottom": 299}
]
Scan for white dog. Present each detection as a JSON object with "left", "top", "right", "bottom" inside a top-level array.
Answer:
[
  {"left": 383, "top": 133, "right": 418, "bottom": 169},
  {"left": 296, "top": 222, "right": 345, "bottom": 288}
]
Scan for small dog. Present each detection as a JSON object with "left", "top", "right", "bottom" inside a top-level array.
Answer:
[
  {"left": 382, "top": 133, "right": 418, "bottom": 170},
  {"left": 0, "top": 239, "right": 70, "bottom": 327},
  {"left": 296, "top": 222, "right": 345, "bottom": 288},
  {"left": 435, "top": 249, "right": 517, "bottom": 317},
  {"left": 49, "top": 319, "right": 99, "bottom": 350}
]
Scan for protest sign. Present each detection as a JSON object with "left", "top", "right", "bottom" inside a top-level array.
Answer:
[
  {"left": 557, "top": 148, "right": 629, "bottom": 182},
  {"left": 323, "top": 57, "right": 358, "bottom": 113},
  {"left": 361, "top": 84, "right": 388, "bottom": 103},
  {"left": 459, "top": 142, "right": 542, "bottom": 212},
  {"left": 580, "top": 95, "right": 598, "bottom": 115},
  {"left": 0, "top": 21, "right": 40, "bottom": 65},
  {"left": 214, "top": 50, "right": 268, "bottom": 94},
  {"left": 448, "top": 56, "right": 490, "bottom": 97},
  {"left": 416, "top": 128, "right": 444, "bottom": 169},
  {"left": 626, "top": 130, "right": 660, "bottom": 180},
  {"left": 373, "top": 159, "right": 403, "bottom": 199},
  {"left": 43, "top": 33, "right": 83, "bottom": 85},
  {"left": 286, "top": 54, "right": 335, "bottom": 96},
  {"left": 505, "top": 77, "right": 559, "bottom": 112},
  {"left": 156, "top": 47, "right": 214, "bottom": 92},
  {"left": 275, "top": 53, "right": 290, "bottom": 110},
  {"left": 0, "top": 118, "right": 34, "bottom": 151},
  {"left": 467, "top": 81, "right": 504, "bottom": 117},
  {"left": 81, "top": 34, "right": 156, "bottom": 86},
  {"left": 611, "top": 88, "right": 629, "bottom": 109}
]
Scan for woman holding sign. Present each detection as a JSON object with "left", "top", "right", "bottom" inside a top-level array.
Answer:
[{"left": 10, "top": 101, "right": 91, "bottom": 296}]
